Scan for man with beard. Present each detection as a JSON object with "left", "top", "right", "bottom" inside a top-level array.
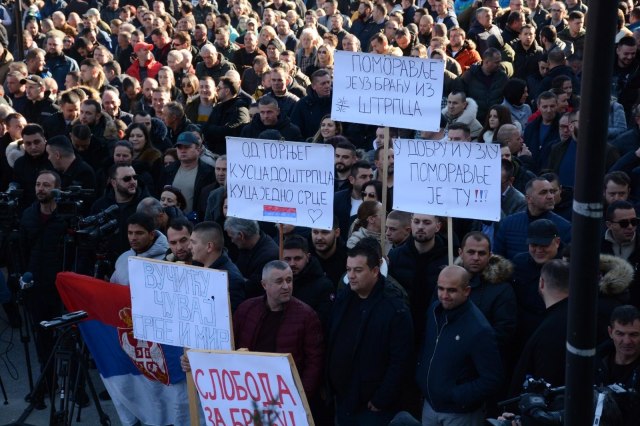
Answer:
[
  {"left": 282, "top": 234, "right": 335, "bottom": 327},
  {"left": 333, "top": 139, "right": 357, "bottom": 192},
  {"left": 374, "top": 146, "right": 395, "bottom": 204},
  {"left": 13, "top": 125, "right": 53, "bottom": 210},
  {"left": 19, "top": 170, "right": 68, "bottom": 408},
  {"left": 447, "top": 27, "right": 481, "bottom": 73},
  {"left": 334, "top": 159, "right": 374, "bottom": 239},
  {"left": 45, "top": 31, "right": 79, "bottom": 90},
  {"left": 388, "top": 214, "right": 449, "bottom": 346},
  {"left": 165, "top": 218, "right": 193, "bottom": 263},
  {"left": 91, "top": 164, "right": 150, "bottom": 265},
  {"left": 310, "top": 217, "right": 347, "bottom": 288},
  {"left": 612, "top": 36, "right": 640, "bottom": 119}
]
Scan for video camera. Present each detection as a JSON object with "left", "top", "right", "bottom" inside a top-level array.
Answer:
[
  {"left": 0, "top": 182, "right": 23, "bottom": 227},
  {"left": 53, "top": 186, "right": 95, "bottom": 218},
  {"left": 75, "top": 204, "right": 119, "bottom": 242}
]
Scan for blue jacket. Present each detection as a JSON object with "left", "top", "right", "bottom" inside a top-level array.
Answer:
[
  {"left": 417, "top": 299, "right": 503, "bottom": 413},
  {"left": 524, "top": 115, "right": 560, "bottom": 172},
  {"left": 494, "top": 210, "right": 571, "bottom": 259},
  {"left": 46, "top": 53, "right": 79, "bottom": 90}
]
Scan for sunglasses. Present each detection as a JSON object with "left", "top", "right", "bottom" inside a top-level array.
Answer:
[
  {"left": 361, "top": 191, "right": 377, "bottom": 199},
  {"left": 121, "top": 175, "right": 138, "bottom": 182},
  {"left": 612, "top": 218, "right": 639, "bottom": 228}
]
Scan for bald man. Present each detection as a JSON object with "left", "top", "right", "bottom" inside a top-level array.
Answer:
[{"left": 416, "top": 265, "right": 504, "bottom": 425}]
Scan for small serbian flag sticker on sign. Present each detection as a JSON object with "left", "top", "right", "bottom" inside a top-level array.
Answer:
[{"left": 263, "top": 205, "right": 297, "bottom": 218}]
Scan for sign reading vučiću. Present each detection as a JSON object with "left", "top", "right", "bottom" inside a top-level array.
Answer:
[
  {"left": 128, "top": 257, "right": 233, "bottom": 350},
  {"left": 226, "top": 137, "right": 335, "bottom": 230},
  {"left": 393, "top": 139, "right": 502, "bottom": 221},
  {"left": 331, "top": 50, "right": 445, "bottom": 131},
  {"left": 188, "top": 350, "right": 313, "bottom": 426}
]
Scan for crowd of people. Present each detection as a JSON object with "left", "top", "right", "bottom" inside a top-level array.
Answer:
[{"left": 1, "top": 0, "right": 640, "bottom": 425}]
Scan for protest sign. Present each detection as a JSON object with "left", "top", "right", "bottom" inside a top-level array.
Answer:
[
  {"left": 393, "top": 139, "right": 502, "bottom": 221},
  {"left": 128, "top": 257, "right": 233, "bottom": 350},
  {"left": 331, "top": 50, "right": 445, "bottom": 131},
  {"left": 226, "top": 137, "right": 334, "bottom": 230},
  {"left": 188, "top": 350, "right": 313, "bottom": 426}
]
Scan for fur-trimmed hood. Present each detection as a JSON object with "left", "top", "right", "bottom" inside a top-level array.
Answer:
[
  {"left": 455, "top": 254, "right": 514, "bottom": 284},
  {"left": 599, "top": 254, "right": 634, "bottom": 296},
  {"left": 442, "top": 97, "right": 479, "bottom": 126}
]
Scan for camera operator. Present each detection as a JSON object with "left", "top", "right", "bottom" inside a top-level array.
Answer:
[
  {"left": 110, "top": 212, "right": 168, "bottom": 285},
  {"left": 596, "top": 305, "right": 640, "bottom": 391},
  {"left": 91, "top": 164, "right": 150, "bottom": 266},
  {"left": 12, "top": 124, "right": 53, "bottom": 210},
  {"left": 19, "top": 170, "right": 68, "bottom": 403},
  {"left": 45, "top": 135, "right": 96, "bottom": 210}
]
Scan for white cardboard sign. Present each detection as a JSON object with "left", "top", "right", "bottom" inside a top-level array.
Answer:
[
  {"left": 393, "top": 139, "right": 502, "bottom": 221},
  {"left": 226, "top": 137, "right": 335, "bottom": 230},
  {"left": 128, "top": 257, "right": 233, "bottom": 350},
  {"left": 332, "top": 50, "right": 445, "bottom": 131}
]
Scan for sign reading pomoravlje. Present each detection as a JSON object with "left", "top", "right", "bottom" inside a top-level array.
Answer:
[
  {"left": 331, "top": 50, "right": 445, "bottom": 131},
  {"left": 393, "top": 139, "right": 502, "bottom": 221}
]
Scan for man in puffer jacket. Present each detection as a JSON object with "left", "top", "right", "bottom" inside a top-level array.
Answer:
[{"left": 110, "top": 212, "right": 169, "bottom": 285}]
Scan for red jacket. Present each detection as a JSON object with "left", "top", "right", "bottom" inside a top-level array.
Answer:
[
  {"left": 449, "top": 44, "right": 482, "bottom": 73},
  {"left": 233, "top": 296, "right": 324, "bottom": 397},
  {"left": 126, "top": 58, "right": 162, "bottom": 82}
]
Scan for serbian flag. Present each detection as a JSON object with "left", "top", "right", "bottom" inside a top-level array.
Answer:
[{"left": 56, "top": 272, "right": 190, "bottom": 426}]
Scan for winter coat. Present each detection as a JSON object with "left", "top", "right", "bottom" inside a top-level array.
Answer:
[
  {"left": 417, "top": 299, "right": 504, "bottom": 413},
  {"left": 523, "top": 114, "right": 560, "bottom": 172},
  {"left": 454, "top": 255, "right": 516, "bottom": 351},
  {"left": 234, "top": 231, "right": 280, "bottom": 299},
  {"left": 46, "top": 53, "right": 79, "bottom": 89},
  {"left": 262, "top": 90, "right": 300, "bottom": 117},
  {"left": 547, "top": 138, "right": 619, "bottom": 176},
  {"left": 388, "top": 235, "right": 449, "bottom": 345},
  {"left": 239, "top": 114, "right": 303, "bottom": 141},
  {"left": 292, "top": 256, "right": 335, "bottom": 328},
  {"left": 447, "top": 42, "right": 481, "bottom": 73},
  {"left": 202, "top": 96, "right": 250, "bottom": 154},
  {"left": 126, "top": 58, "right": 162, "bottom": 82},
  {"left": 510, "top": 39, "right": 544, "bottom": 80},
  {"left": 234, "top": 296, "right": 324, "bottom": 397},
  {"left": 23, "top": 97, "right": 59, "bottom": 124},
  {"left": 509, "top": 298, "right": 569, "bottom": 395},
  {"left": 328, "top": 275, "right": 413, "bottom": 412},
  {"left": 601, "top": 234, "right": 640, "bottom": 308},
  {"left": 290, "top": 89, "right": 332, "bottom": 140},
  {"left": 454, "top": 64, "right": 509, "bottom": 121},
  {"left": 195, "top": 55, "right": 236, "bottom": 84},
  {"left": 538, "top": 64, "right": 580, "bottom": 98},
  {"left": 494, "top": 210, "right": 572, "bottom": 260},
  {"left": 13, "top": 153, "right": 53, "bottom": 211},
  {"left": 595, "top": 340, "right": 640, "bottom": 392},
  {"left": 162, "top": 159, "right": 216, "bottom": 215},
  {"left": 596, "top": 254, "right": 633, "bottom": 344},
  {"left": 110, "top": 231, "right": 169, "bottom": 285},
  {"left": 207, "top": 252, "right": 246, "bottom": 312},
  {"left": 442, "top": 97, "right": 483, "bottom": 140},
  {"left": 608, "top": 100, "right": 628, "bottom": 140},
  {"left": 511, "top": 252, "right": 549, "bottom": 349}
]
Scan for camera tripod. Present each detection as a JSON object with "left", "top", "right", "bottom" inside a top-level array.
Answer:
[{"left": 9, "top": 316, "right": 111, "bottom": 426}]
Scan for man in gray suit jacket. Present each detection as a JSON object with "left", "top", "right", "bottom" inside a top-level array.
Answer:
[{"left": 502, "top": 159, "right": 527, "bottom": 216}]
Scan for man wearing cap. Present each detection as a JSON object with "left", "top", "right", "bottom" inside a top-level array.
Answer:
[
  {"left": 22, "top": 75, "right": 59, "bottom": 124},
  {"left": 162, "top": 132, "right": 215, "bottom": 216},
  {"left": 602, "top": 200, "right": 640, "bottom": 307},
  {"left": 126, "top": 42, "right": 162, "bottom": 82},
  {"left": 45, "top": 31, "right": 79, "bottom": 90},
  {"left": 195, "top": 44, "right": 236, "bottom": 85},
  {"left": 512, "top": 219, "right": 562, "bottom": 351}
]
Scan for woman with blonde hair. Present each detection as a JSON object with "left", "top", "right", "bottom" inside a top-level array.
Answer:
[
  {"left": 304, "top": 43, "right": 334, "bottom": 76},
  {"left": 296, "top": 27, "right": 321, "bottom": 77},
  {"left": 157, "top": 66, "right": 183, "bottom": 102}
]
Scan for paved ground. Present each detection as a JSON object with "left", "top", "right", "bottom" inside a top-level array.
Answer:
[{"left": 0, "top": 305, "right": 121, "bottom": 425}]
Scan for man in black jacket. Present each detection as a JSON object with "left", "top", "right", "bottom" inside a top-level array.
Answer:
[
  {"left": 239, "top": 96, "right": 303, "bottom": 141},
  {"left": 20, "top": 170, "right": 68, "bottom": 389},
  {"left": 202, "top": 76, "right": 250, "bottom": 154},
  {"left": 13, "top": 124, "right": 53, "bottom": 210},
  {"left": 282, "top": 234, "right": 334, "bottom": 328},
  {"left": 328, "top": 239, "right": 413, "bottom": 425},
  {"left": 21, "top": 75, "right": 59, "bottom": 124},
  {"left": 162, "top": 132, "right": 216, "bottom": 216},
  {"left": 290, "top": 69, "right": 332, "bottom": 139},
  {"left": 388, "top": 214, "right": 449, "bottom": 346},
  {"left": 510, "top": 259, "right": 570, "bottom": 395}
]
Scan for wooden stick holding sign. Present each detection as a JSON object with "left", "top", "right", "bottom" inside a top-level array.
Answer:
[
  {"left": 186, "top": 349, "right": 200, "bottom": 426},
  {"left": 279, "top": 223, "right": 285, "bottom": 260},
  {"left": 380, "top": 127, "right": 390, "bottom": 255}
]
